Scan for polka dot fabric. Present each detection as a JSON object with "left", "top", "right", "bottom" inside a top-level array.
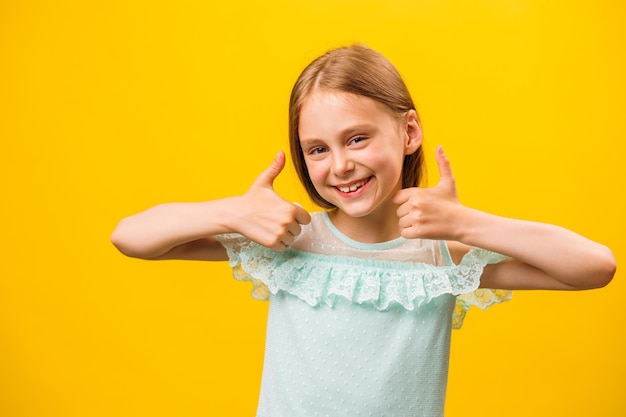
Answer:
[
  {"left": 258, "top": 293, "right": 453, "bottom": 416},
  {"left": 215, "top": 211, "right": 510, "bottom": 416}
]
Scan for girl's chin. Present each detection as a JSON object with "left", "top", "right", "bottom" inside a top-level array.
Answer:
[{"left": 330, "top": 201, "right": 387, "bottom": 219}]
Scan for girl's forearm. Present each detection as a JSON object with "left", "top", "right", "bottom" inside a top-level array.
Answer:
[
  {"left": 456, "top": 207, "right": 616, "bottom": 288},
  {"left": 111, "top": 198, "right": 239, "bottom": 259}
]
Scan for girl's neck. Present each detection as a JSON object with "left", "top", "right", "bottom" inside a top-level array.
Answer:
[{"left": 327, "top": 207, "right": 402, "bottom": 244}]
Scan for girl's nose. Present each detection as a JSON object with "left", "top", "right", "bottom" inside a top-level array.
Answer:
[{"left": 331, "top": 151, "right": 355, "bottom": 177}]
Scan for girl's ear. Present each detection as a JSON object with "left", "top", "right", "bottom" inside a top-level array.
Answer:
[{"left": 403, "top": 109, "right": 423, "bottom": 155}]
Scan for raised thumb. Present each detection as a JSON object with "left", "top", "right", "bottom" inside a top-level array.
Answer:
[
  {"left": 435, "top": 146, "right": 455, "bottom": 186},
  {"left": 251, "top": 151, "right": 286, "bottom": 189}
]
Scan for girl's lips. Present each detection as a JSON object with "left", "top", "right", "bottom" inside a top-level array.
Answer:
[{"left": 334, "top": 177, "right": 372, "bottom": 195}]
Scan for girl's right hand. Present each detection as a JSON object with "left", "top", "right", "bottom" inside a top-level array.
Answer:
[
  {"left": 111, "top": 151, "right": 311, "bottom": 260},
  {"left": 233, "top": 151, "right": 311, "bottom": 250}
]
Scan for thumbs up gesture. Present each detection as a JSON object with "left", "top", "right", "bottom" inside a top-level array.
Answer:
[
  {"left": 393, "top": 146, "right": 464, "bottom": 240},
  {"left": 236, "top": 151, "right": 311, "bottom": 250}
]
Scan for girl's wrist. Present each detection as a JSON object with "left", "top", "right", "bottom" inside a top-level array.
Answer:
[
  {"left": 212, "top": 196, "right": 247, "bottom": 235},
  {"left": 450, "top": 205, "right": 488, "bottom": 245}
]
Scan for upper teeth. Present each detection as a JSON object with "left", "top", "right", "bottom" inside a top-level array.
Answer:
[{"left": 337, "top": 179, "right": 367, "bottom": 193}]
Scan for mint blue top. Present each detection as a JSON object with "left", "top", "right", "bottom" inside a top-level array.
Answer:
[{"left": 216, "top": 211, "right": 511, "bottom": 417}]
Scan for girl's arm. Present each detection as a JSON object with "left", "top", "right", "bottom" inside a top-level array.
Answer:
[
  {"left": 393, "top": 147, "right": 616, "bottom": 290},
  {"left": 111, "top": 152, "right": 311, "bottom": 261},
  {"left": 445, "top": 215, "right": 615, "bottom": 290}
]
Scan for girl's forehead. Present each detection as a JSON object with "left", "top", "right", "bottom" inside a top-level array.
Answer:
[
  {"left": 298, "top": 90, "right": 399, "bottom": 141},
  {"left": 300, "top": 89, "right": 394, "bottom": 121},
  {"left": 302, "top": 89, "right": 368, "bottom": 109}
]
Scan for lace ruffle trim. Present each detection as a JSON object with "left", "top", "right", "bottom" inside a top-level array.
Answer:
[{"left": 216, "top": 235, "right": 512, "bottom": 329}]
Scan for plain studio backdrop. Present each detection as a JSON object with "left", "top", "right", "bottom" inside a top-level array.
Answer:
[{"left": 1, "top": 1, "right": 624, "bottom": 416}]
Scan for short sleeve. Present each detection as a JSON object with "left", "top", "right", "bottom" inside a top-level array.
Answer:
[{"left": 450, "top": 248, "right": 512, "bottom": 329}]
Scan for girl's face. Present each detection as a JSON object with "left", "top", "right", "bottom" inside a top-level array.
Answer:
[{"left": 298, "top": 90, "right": 421, "bottom": 223}]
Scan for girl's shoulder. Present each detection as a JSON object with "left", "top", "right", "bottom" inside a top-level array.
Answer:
[{"left": 446, "top": 241, "right": 474, "bottom": 265}]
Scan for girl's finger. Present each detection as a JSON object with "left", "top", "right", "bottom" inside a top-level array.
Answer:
[
  {"left": 251, "top": 151, "right": 286, "bottom": 189},
  {"left": 287, "top": 222, "right": 302, "bottom": 237},
  {"left": 392, "top": 188, "right": 411, "bottom": 206},
  {"left": 395, "top": 202, "right": 411, "bottom": 219},
  {"left": 294, "top": 205, "right": 312, "bottom": 225},
  {"left": 397, "top": 214, "right": 415, "bottom": 229},
  {"left": 435, "top": 146, "right": 455, "bottom": 184}
]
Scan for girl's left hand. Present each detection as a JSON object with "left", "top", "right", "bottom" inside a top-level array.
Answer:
[
  {"left": 395, "top": 147, "right": 616, "bottom": 290},
  {"left": 393, "top": 146, "right": 465, "bottom": 240}
]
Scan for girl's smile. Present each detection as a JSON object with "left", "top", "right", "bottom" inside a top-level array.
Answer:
[
  {"left": 298, "top": 90, "right": 421, "bottom": 241},
  {"left": 334, "top": 176, "right": 371, "bottom": 195}
]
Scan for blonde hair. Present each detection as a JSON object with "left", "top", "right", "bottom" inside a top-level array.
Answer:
[{"left": 289, "top": 44, "right": 424, "bottom": 208}]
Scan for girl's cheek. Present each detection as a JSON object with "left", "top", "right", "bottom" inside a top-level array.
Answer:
[
  {"left": 308, "top": 169, "right": 325, "bottom": 187},
  {"left": 307, "top": 164, "right": 326, "bottom": 192},
  {"left": 306, "top": 161, "right": 325, "bottom": 181}
]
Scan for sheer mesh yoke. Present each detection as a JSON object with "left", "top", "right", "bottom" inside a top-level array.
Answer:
[
  {"left": 216, "top": 211, "right": 511, "bottom": 329},
  {"left": 216, "top": 211, "right": 511, "bottom": 417}
]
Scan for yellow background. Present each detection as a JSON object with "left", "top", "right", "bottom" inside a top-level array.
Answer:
[{"left": 1, "top": 1, "right": 624, "bottom": 416}]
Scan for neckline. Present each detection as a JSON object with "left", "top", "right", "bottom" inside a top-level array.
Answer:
[{"left": 320, "top": 211, "right": 406, "bottom": 251}]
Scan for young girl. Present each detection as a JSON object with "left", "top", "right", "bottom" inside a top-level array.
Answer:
[{"left": 111, "top": 44, "right": 616, "bottom": 416}]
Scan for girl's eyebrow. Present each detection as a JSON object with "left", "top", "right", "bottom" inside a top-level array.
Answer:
[{"left": 300, "top": 123, "right": 377, "bottom": 144}]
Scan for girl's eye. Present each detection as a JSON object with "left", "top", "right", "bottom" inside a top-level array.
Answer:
[
  {"left": 309, "top": 146, "right": 327, "bottom": 155},
  {"left": 350, "top": 136, "right": 366, "bottom": 145}
]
